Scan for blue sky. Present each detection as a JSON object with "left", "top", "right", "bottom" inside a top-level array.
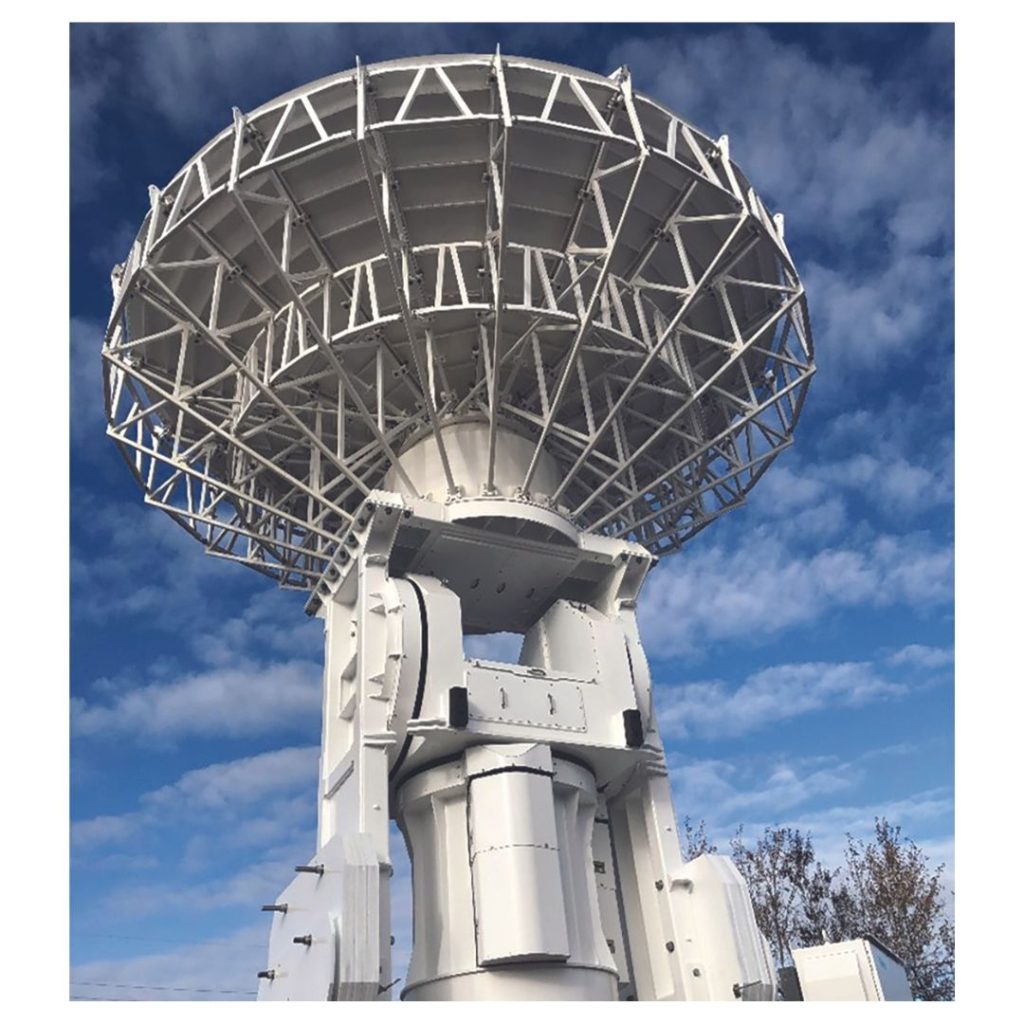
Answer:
[{"left": 69, "top": 22, "right": 953, "bottom": 1001}]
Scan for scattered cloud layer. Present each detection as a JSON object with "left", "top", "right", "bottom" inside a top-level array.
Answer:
[
  {"left": 73, "top": 746, "right": 320, "bottom": 938},
  {"left": 657, "top": 660, "right": 910, "bottom": 741},
  {"left": 669, "top": 748, "right": 953, "bottom": 883},
  {"left": 641, "top": 530, "right": 952, "bottom": 659},
  {"left": 612, "top": 26, "right": 953, "bottom": 384},
  {"left": 73, "top": 745, "right": 319, "bottom": 852},
  {"left": 71, "top": 924, "right": 268, "bottom": 1001},
  {"left": 70, "top": 317, "right": 107, "bottom": 448},
  {"left": 888, "top": 643, "right": 955, "bottom": 669},
  {"left": 72, "top": 658, "right": 321, "bottom": 741},
  {"left": 464, "top": 631, "right": 523, "bottom": 663},
  {"left": 672, "top": 753, "right": 863, "bottom": 826},
  {"left": 71, "top": 491, "right": 240, "bottom": 628}
]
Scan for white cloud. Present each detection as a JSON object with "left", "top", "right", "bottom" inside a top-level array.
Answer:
[
  {"left": 857, "top": 451, "right": 951, "bottom": 516},
  {"left": 745, "top": 790, "right": 954, "bottom": 873},
  {"left": 611, "top": 27, "right": 952, "bottom": 386},
  {"left": 657, "top": 660, "right": 906, "bottom": 741},
  {"left": 190, "top": 588, "right": 322, "bottom": 668},
  {"left": 71, "top": 492, "right": 242, "bottom": 629},
  {"left": 782, "top": 497, "right": 849, "bottom": 543},
  {"left": 101, "top": 845, "right": 311, "bottom": 919},
  {"left": 72, "top": 813, "right": 141, "bottom": 850},
  {"left": 72, "top": 658, "right": 321, "bottom": 741},
  {"left": 70, "top": 316, "right": 107, "bottom": 449},
  {"left": 614, "top": 28, "right": 952, "bottom": 251},
  {"left": 464, "top": 631, "right": 523, "bottom": 663},
  {"left": 73, "top": 746, "right": 318, "bottom": 852},
  {"left": 143, "top": 746, "right": 318, "bottom": 811},
  {"left": 887, "top": 644, "right": 954, "bottom": 669},
  {"left": 667, "top": 747, "right": 953, "bottom": 887},
  {"left": 88, "top": 219, "right": 141, "bottom": 274},
  {"left": 746, "top": 417, "right": 951, "bottom": 533},
  {"left": 71, "top": 493, "right": 318, "bottom": 682},
  {"left": 672, "top": 755, "right": 859, "bottom": 824},
  {"left": 747, "top": 466, "right": 849, "bottom": 542},
  {"left": 803, "top": 252, "right": 953, "bottom": 376},
  {"left": 70, "top": 493, "right": 323, "bottom": 746},
  {"left": 752, "top": 465, "right": 830, "bottom": 516},
  {"left": 70, "top": 51, "right": 112, "bottom": 205},
  {"left": 877, "top": 535, "right": 954, "bottom": 605},
  {"left": 640, "top": 530, "right": 952, "bottom": 658},
  {"left": 70, "top": 23, "right": 477, "bottom": 206},
  {"left": 71, "top": 924, "right": 267, "bottom": 1001}
]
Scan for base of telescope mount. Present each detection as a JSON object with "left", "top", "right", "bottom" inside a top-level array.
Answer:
[
  {"left": 397, "top": 744, "right": 619, "bottom": 1000},
  {"left": 255, "top": 486, "right": 778, "bottom": 1001}
]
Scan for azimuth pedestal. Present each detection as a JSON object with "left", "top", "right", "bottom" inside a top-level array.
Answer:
[
  {"left": 398, "top": 744, "right": 617, "bottom": 1001},
  {"left": 256, "top": 471, "right": 776, "bottom": 1000}
]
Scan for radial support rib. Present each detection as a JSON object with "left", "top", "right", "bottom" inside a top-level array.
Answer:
[
  {"left": 355, "top": 61, "right": 456, "bottom": 496},
  {"left": 521, "top": 151, "right": 647, "bottom": 493},
  {"left": 552, "top": 213, "right": 752, "bottom": 507},
  {"left": 582, "top": 291, "right": 806, "bottom": 525},
  {"left": 484, "top": 46, "right": 514, "bottom": 493},
  {"left": 137, "top": 266, "right": 366, "bottom": 509},
  {"left": 226, "top": 109, "right": 418, "bottom": 495}
]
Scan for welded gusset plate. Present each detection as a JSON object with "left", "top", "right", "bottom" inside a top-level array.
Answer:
[{"left": 102, "top": 51, "right": 814, "bottom": 583}]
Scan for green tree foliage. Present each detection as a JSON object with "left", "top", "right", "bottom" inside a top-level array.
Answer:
[{"left": 689, "top": 817, "right": 953, "bottom": 1000}]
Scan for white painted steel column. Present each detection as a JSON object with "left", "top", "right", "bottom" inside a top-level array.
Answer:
[{"left": 396, "top": 743, "right": 618, "bottom": 1001}]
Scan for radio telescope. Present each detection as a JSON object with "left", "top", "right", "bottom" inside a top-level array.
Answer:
[{"left": 102, "top": 51, "right": 813, "bottom": 1001}]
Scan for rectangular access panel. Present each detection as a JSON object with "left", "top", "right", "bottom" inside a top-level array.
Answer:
[{"left": 468, "top": 768, "right": 571, "bottom": 966}]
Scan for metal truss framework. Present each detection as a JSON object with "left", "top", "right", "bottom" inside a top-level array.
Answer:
[{"left": 103, "top": 51, "right": 814, "bottom": 589}]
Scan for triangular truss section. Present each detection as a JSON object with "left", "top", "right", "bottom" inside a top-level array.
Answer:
[{"left": 393, "top": 64, "right": 474, "bottom": 122}]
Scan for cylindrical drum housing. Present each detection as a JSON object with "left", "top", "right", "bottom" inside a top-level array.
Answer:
[
  {"left": 383, "top": 420, "right": 562, "bottom": 502},
  {"left": 395, "top": 743, "right": 617, "bottom": 1000}
]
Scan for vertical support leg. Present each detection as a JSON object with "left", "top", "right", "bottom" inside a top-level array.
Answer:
[
  {"left": 607, "top": 764, "right": 776, "bottom": 1001},
  {"left": 607, "top": 767, "right": 690, "bottom": 1000},
  {"left": 260, "top": 501, "right": 409, "bottom": 1000}
]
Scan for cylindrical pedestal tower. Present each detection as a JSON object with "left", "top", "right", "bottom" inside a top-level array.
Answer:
[
  {"left": 384, "top": 420, "right": 564, "bottom": 504},
  {"left": 395, "top": 743, "right": 618, "bottom": 1001}
]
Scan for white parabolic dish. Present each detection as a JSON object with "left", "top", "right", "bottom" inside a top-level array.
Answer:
[{"left": 103, "top": 52, "right": 814, "bottom": 589}]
